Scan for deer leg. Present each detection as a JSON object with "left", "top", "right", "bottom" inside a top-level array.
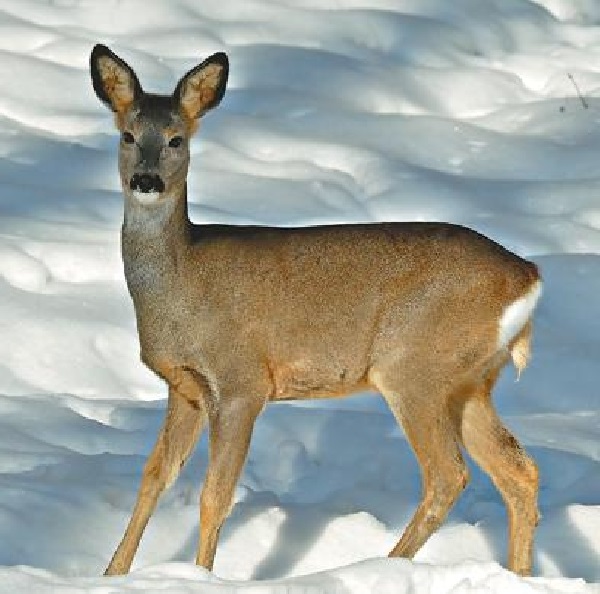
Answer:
[
  {"left": 458, "top": 367, "right": 539, "bottom": 576},
  {"left": 105, "top": 372, "right": 207, "bottom": 576},
  {"left": 372, "top": 369, "right": 469, "bottom": 560},
  {"left": 372, "top": 365, "right": 471, "bottom": 560},
  {"left": 196, "top": 396, "right": 264, "bottom": 571}
]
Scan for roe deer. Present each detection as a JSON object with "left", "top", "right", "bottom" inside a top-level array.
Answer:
[{"left": 90, "top": 44, "right": 542, "bottom": 577}]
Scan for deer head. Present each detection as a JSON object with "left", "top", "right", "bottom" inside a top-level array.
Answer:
[{"left": 90, "top": 44, "right": 228, "bottom": 206}]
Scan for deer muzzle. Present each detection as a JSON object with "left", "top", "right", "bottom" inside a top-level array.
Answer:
[{"left": 130, "top": 173, "right": 165, "bottom": 194}]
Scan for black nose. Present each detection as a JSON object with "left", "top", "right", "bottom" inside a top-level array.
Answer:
[{"left": 130, "top": 173, "right": 165, "bottom": 193}]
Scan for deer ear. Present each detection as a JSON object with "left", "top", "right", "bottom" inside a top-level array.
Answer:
[
  {"left": 174, "top": 52, "right": 229, "bottom": 122},
  {"left": 90, "top": 44, "right": 142, "bottom": 114}
]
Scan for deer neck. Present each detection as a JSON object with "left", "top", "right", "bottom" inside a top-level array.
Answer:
[{"left": 121, "top": 182, "right": 192, "bottom": 297}]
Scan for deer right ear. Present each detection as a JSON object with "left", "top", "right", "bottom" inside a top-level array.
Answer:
[{"left": 90, "top": 44, "right": 142, "bottom": 114}]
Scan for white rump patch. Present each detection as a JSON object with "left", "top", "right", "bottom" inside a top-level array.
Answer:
[
  {"left": 498, "top": 279, "right": 542, "bottom": 349},
  {"left": 132, "top": 190, "right": 160, "bottom": 205}
]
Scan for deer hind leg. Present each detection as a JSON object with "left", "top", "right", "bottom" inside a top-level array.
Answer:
[
  {"left": 196, "top": 393, "right": 265, "bottom": 571},
  {"left": 105, "top": 370, "right": 207, "bottom": 576},
  {"left": 457, "top": 364, "right": 539, "bottom": 576},
  {"left": 371, "top": 367, "right": 469, "bottom": 559}
]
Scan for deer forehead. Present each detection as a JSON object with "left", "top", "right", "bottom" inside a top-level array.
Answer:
[{"left": 120, "top": 95, "right": 187, "bottom": 136}]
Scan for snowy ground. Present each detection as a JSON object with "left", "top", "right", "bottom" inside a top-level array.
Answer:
[{"left": 0, "top": 0, "right": 599, "bottom": 592}]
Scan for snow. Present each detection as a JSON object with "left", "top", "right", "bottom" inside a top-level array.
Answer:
[{"left": 0, "top": 0, "right": 598, "bottom": 592}]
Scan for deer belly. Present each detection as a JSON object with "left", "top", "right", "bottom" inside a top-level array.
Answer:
[{"left": 269, "top": 359, "right": 368, "bottom": 400}]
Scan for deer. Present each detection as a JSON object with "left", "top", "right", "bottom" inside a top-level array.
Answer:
[{"left": 90, "top": 43, "right": 542, "bottom": 578}]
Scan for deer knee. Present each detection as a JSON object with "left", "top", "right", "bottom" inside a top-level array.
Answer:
[
  {"left": 515, "top": 455, "right": 539, "bottom": 516},
  {"left": 426, "top": 459, "right": 470, "bottom": 506},
  {"left": 499, "top": 450, "right": 540, "bottom": 524},
  {"left": 143, "top": 442, "right": 165, "bottom": 482},
  {"left": 521, "top": 455, "right": 538, "bottom": 492},
  {"left": 418, "top": 464, "right": 470, "bottom": 532},
  {"left": 200, "top": 487, "right": 234, "bottom": 535},
  {"left": 449, "top": 462, "right": 470, "bottom": 500},
  {"left": 505, "top": 449, "right": 538, "bottom": 497},
  {"left": 141, "top": 436, "right": 184, "bottom": 491}
]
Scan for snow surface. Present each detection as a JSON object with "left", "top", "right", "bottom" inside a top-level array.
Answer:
[{"left": 0, "top": 0, "right": 599, "bottom": 592}]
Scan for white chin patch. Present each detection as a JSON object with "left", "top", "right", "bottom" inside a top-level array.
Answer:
[{"left": 132, "top": 190, "right": 161, "bottom": 205}]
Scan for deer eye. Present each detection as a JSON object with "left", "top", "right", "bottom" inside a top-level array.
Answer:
[
  {"left": 122, "top": 131, "right": 135, "bottom": 144},
  {"left": 168, "top": 136, "right": 183, "bottom": 148}
]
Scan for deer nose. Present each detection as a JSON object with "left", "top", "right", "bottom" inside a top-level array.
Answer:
[{"left": 130, "top": 173, "right": 165, "bottom": 193}]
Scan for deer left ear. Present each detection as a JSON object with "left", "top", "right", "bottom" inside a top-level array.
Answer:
[{"left": 174, "top": 52, "right": 229, "bottom": 122}]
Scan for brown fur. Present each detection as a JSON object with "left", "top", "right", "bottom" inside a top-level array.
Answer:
[{"left": 90, "top": 44, "right": 542, "bottom": 578}]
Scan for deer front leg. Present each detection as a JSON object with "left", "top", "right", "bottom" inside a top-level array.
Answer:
[
  {"left": 195, "top": 392, "right": 265, "bottom": 571},
  {"left": 105, "top": 370, "right": 207, "bottom": 576}
]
